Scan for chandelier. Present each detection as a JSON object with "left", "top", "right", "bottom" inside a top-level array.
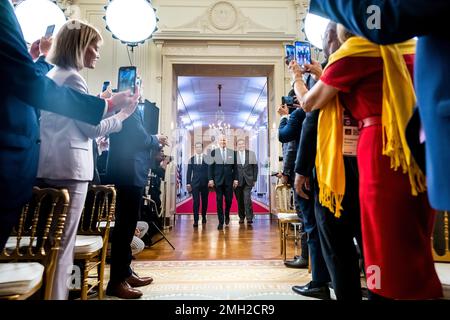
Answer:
[{"left": 209, "top": 84, "right": 231, "bottom": 132}]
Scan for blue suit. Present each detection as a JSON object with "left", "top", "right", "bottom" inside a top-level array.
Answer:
[
  {"left": 0, "top": 0, "right": 105, "bottom": 250},
  {"left": 311, "top": 0, "right": 450, "bottom": 210}
]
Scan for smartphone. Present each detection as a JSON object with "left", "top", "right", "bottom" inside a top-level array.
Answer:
[
  {"left": 45, "top": 24, "right": 55, "bottom": 38},
  {"left": 117, "top": 66, "right": 137, "bottom": 95},
  {"left": 285, "top": 44, "right": 295, "bottom": 65},
  {"left": 102, "top": 81, "right": 111, "bottom": 93},
  {"left": 281, "top": 96, "right": 294, "bottom": 107},
  {"left": 295, "top": 41, "right": 312, "bottom": 66}
]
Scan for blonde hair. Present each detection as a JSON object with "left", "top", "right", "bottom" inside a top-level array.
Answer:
[
  {"left": 48, "top": 20, "right": 103, "bottom": 70},
  {"left": 337, "top": 24, "right": 355, "bottom": 44}
]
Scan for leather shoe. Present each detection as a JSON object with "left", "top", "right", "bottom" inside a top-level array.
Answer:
[
  {"left": 106, "top": 281, "right": 142, "bottom": 299},
  {"left": 239, "top": 219, "right": 245, "bottom": 224},
  {"left": 193, "top": 222, "right": 198, "bottom": 228},
  {"left": 247, "top": 220, "right": 253, "bottom": 224},
  {"left": 284, "top": 256, "right": 308, "bottom": 269},
  {"left": 202, "top": 218, "right": 207, "bottom": 224},
  {"left": 126, "top": 273, "right": 153, "bottom": 287},
  {"left": 225, "top": 216, "right": 230, "bottom": 225},
  {"left": 217, "top": 224, "right": 224, "bottom": 230},
  {"left": 292, "top": 282, "right": 331, "bottom": 300}
]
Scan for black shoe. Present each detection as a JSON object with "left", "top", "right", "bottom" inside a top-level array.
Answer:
[
  {"left": 217, "top": 224, "right": 224, "bottom": 230},
  {"left": 247, "top": 220, "right": 253, "bottom": 224},
  {"left": 202, "top": 218, "right": 207, "bottom": 224},
  {"left": 292, "top": 282, "right": 331, "bottom": 300},
  {"left": 225, "top": 216, "right": 230, "bottom": 225},
  {"left": 193, "top": 222, "right": 198, "bottom": 228},
  {"left": 284, "top": 256, "right": 308, "bottom": 269},
  {"left": 239, "top": 219, "right": 245, "bottom": 224}
]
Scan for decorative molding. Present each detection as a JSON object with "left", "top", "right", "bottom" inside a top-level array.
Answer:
[{"left": 158, "top": 1, "right": 280, "bottom": 37}]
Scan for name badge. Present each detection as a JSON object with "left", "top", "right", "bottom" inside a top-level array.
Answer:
[{"left": 343, "top": 111, "right": 359, "bottom": 157}]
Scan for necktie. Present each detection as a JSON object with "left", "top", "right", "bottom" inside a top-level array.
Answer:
[{"left": 222, "top": 149, "right": 226, "bottom": 161}]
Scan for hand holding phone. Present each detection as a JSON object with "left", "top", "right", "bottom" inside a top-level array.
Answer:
[{"left": 285, "top": 44, "right": 295, "bottom": 66}]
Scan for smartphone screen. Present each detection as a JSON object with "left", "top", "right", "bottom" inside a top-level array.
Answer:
[
  {"left": 295, "top": 41, "right": 312, "bottom": 66},
  {"left": 117, "top": 66, "right": 137, "bottom": 94},
  {"left": 45, "top": 24, "right": 55, "bottom": 38},
  {"left": 102, "top": 81, "right": 111, "bottom": 93},
  {"left": 285, "top": 45, "right": 295, "bottom": 65}
]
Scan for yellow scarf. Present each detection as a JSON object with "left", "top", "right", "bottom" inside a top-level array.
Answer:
[{"left": 316, "top": 37, "right": 426, "bottom": 217}]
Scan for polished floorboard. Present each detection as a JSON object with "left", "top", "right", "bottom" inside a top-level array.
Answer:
[{"left": 137, "top": 215, "right": 299, "bottom": 261}]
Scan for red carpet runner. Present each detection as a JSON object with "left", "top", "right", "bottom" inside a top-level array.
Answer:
[{"left": 176, "top": 191, "right": 269, "bottom": 214}]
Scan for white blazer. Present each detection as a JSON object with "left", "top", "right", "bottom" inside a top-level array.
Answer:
[{"left": 37, "top": 67, "right": 123, "bottom": 181}]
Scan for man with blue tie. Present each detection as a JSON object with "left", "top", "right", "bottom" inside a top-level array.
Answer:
[
  {"left": 208, "top": 135, "right": 238, "bottom": 230},
  {"left": 0, "top": 0, "right": 137, "bottom": 251},
  {"left": 187, "top": 142, "right": 210, "bottom": 227}
]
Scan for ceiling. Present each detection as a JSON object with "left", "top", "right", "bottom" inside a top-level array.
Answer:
[{"left": 177, "top": 76, "right": 268, "bottom": 131}]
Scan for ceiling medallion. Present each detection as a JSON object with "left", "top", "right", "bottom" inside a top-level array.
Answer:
[{"left": 209, "top": 1, "right": 238, "bottom": 31}]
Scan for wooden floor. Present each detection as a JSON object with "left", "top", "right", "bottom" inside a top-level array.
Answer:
[{"left": 137, "top": 215, "right": 298, "bottom": 261}]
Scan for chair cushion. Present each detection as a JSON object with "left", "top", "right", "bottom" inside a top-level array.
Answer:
[
  {"left": 0, "top": 263, "right": 44, "bottom": 296},
  {"left": 276, "top": 213, "right": 301, "bottom": 221},
  {"left": 74, "top": 235, "right": 103, "bottom": 254},
  {"left": 4, "top": 236, "right": 36, "bottom": 252},
  {"left": 97, "top": 221, "right": 115, "bottom": 229}
]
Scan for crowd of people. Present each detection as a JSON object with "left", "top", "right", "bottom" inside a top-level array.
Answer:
[{"left": 274, "top": 0, "right": 450, "bottom": 300}]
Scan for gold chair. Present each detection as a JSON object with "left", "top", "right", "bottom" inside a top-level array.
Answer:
[
  {"left": 275, "top": 183, "right": 303, "bottom": 261},
  {"left": 0, "top": 187, "right": 70, "bottom": 300},
  {"left": 433, "top": 211, "right": 450, "bottom": 262},
  {"left": 73, "top": 185, "right": 116, "bottom": 300}
]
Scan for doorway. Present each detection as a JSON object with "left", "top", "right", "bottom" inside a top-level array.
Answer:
[{"left": 175, "top": 73, "right": 270, "bottom": 217}]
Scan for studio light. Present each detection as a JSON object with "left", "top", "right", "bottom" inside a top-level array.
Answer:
[
  {"left": 304, "top": 13, "right": 330, "bottom": 50},
  {"left": 105, "top": 0, "right": 158, "bottom": 47},
  {"left": 14, "top": 0, "right": 66, "bottom": 44}
]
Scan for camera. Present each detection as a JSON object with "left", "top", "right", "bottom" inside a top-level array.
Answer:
[{"left": 281, "top": 96, "right": 294, "bottom": 107}]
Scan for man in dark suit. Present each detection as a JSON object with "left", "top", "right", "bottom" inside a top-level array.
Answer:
[
  {"left": 186, "top": 142, "right": 210, "bottom": 227},
  {"left": 208, "top": 135, "right": 238, "bottom": 230},
  {"left": 310, "top": 0, "right": 450, "bottom": 212},
  {"left": 0, "top": 0, "right": 136, "bottom": 251},
  {"left": 234, "top": 138, "right": 258, "bottom": 224},
  {"left": 105, "top": 107, "right": 167, "bottom": 299}
]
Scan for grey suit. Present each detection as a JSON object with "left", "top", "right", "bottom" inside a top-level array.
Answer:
[
  {"left": 37, "top": 66, "right": 124, "bottom": 300},
  {"left": 234, "top": 150, "right": 258, "bottom": 221}
]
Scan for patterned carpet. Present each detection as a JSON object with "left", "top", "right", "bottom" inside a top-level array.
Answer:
[{"left": 103, "top": 260, "right": 314, "bottom": 300}]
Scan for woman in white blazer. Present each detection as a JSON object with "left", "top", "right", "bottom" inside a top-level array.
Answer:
[{"left": 37, "top": 20, "right": 137, "bottom": 300}]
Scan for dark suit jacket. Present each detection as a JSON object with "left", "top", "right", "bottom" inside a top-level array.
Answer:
[
  {"left": 187, "top": 155, "right": 209, "bottom": 189},
  {"left": 311, "top": 0, "right": 450, "bottom": 209},
  {"left": 0, "top": 0, "right": 105, "bottom": 209},
  {"left": 295, "top": 110, "right": 320, "bottom": 177},
  {"left": 278, "top": 109, "right": 306, "bottom": 144},
  {"left": 208, "top": 148, "right": 237, "bottom": 187},
  {"left": 235, "top": 150, "right": 258, "bottom": 186},
  {"left": 105, "top": 109, "right": 160, "bottom": 188}
]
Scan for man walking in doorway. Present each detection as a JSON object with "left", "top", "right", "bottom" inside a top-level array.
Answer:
[
  {"left": 234, "top": 138, "right": 258, "bottom": 225},
  {"left": 208, "top": 135, "right": 238, "bottom": 230},
  {"left": 186, "top": 142, "right": 210, "bottom": 227}
]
